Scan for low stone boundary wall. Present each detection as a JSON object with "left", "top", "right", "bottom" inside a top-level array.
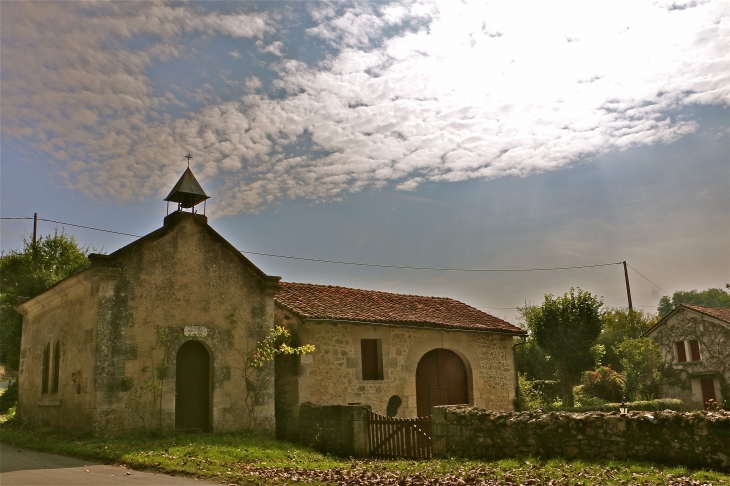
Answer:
[
  {"left": 432, "top": 406, "right": 730, "bottom": 470},
  {"left": 298, "top": 403, "right": 369, "bottom": 457}
]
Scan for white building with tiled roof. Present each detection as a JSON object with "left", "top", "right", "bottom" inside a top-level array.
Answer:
[{"left": 643, "top": 304, "right": 730, "bottom": 409}]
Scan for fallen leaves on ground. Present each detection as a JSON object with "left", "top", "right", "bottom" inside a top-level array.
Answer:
[{"left": 221, "top": 462, "right": 722, "bottom": 486}]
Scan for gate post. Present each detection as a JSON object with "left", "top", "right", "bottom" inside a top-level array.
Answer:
[
  {"left": 349, "top": 406, "right": 370, "bottom": 458},
  {"left": 431, "top": 406, "right": 447, "bottom": 457}
]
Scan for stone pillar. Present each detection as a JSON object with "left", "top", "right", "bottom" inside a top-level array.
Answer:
[
  {"left": 431, "top": 406, "right": 448, "bottom": 457},
  {"left": 349, "top": 405, "right": 370, "bottom": 458},
  {"left": 298, "top": 403, "right": 371, "bottom": 457}
]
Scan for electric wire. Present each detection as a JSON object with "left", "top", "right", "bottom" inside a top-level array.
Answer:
[
  {"left": 1, "top": 216, "right": 143, "bottom": 238},
  {"left": 626, "top": 263, "right": 670, "bottom": 295},
  {"left": 240, "top": 250, "right": 623, "bottom": 272},
  {"left": 3, "top": 215, "right": 665, "bottom": 311},
  {"left": 1, "top": 215, "right": 624, "bottom": 272}
]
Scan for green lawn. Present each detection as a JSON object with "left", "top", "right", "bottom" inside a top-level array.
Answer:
[{"left": 1, "top": 414, "right": 728, "bottom": 485}]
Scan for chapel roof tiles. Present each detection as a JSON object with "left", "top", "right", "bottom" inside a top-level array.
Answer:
[{"left": 275, "top": 282, "right": 527, "bottom": 334}]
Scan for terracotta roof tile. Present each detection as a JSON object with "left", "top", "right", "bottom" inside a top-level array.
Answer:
[
  {"left": 682, "top": 304, "right": 730, "bottom": 324},
  {"left": 275, "top": 282, "right": 527, "bottom": 334}
]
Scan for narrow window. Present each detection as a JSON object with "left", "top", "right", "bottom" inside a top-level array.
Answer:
[
  {"left": 41, "top": 343, "right": 50, "bottom": 394},
  {"left": 51, "top": 340, "right": 61, "bottom": 393},
  {"left": 675, "top": 341, "right": 687, "bottom": 363},
  {"left": 361, "top": 339, "right": 383, "bottom": 380},
  {"left": 689, "top": 340, "right": 701, "bottom": 361}
]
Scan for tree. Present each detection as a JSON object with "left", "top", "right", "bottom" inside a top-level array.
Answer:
[
  {"left": 515, "top": 304, "right": 558, "bottom": 381},
  {"left": 658, "top": 289, "right": 730, "bottom": 317},
  {"left": 597, "top": 307, "right": 657, "bottom": 372},
  {"left": 0, "top": 231, "right": 92, "bottom": 370},
  {"left": 615, "top": 338, "right": 662, "bottom": 401},
  {"left": 525, "top": 288, "right": 604, "bottom": 407}
]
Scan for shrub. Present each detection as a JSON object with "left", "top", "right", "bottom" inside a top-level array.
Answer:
[
  {"left": 573, "top": 388, "right": 607, "bottom": 408},
  {"left": 517, "top": 375, "right": 562, "bottom": 411},
  {"left": 0, "top": 380, "right": 18, "bottom": 413},
  {"left": 581, "top": 366, "right": 625, "bottom": 402}
]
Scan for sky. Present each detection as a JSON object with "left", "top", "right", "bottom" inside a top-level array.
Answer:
[{"left": 1, "top": 0, "right": 728, "bottom": 323}]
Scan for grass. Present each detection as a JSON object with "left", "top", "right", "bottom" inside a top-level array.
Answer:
[{"left": 1, "top": 415, "right": 729, "bottom": 485}]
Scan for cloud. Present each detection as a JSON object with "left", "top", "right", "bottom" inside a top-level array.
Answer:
[
  {"left": 1, "top": 2, "right": 275, "bottom": 203},
  {"left": 255, "top": 40, "right": 284, "bottom": 56},
  {"left": 2, "top": 0, "right": 728, "bottom": 216}
]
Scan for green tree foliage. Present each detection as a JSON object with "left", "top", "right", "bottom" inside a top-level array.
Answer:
[
  {"left": 658, "top": 288, "right": 730, "bottom": 317},
  {"left": 515, "top": 304, "right": 558, "bottom": 381},
  {"left": 0, "top": 231, "right": 92, "bottom": 370},
  {"left": 525, "top": 288, "right": 604, "bottom": 407},
  {"left": 616, "top": 338, "right": 662, "bottom": 401},
  {"left": 514, "top": 339, "right": 558, "bottom": 381},
  {"left": 597, "top": 308, "right": 657, "bottom": 372}
]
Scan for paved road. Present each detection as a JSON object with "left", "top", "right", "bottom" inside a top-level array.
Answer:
[{"left": 0, "top": 443, "right": 211, "bottom": 485}]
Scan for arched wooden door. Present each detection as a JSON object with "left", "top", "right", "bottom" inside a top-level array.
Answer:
[
  {"left": 416, "top": 349, "right": 468, "bottom": 417},
  {"left": 176, "top": 340, "right": 211, "bottom": 431}
]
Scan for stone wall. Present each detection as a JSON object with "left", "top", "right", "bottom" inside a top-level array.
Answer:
[
  {"left": 298, "top": 403, "right": 369, "bottom": 457},
  {"left": 90, "top": 212, "right": 279, "bottom": 434},
  {"left": 16, "top": 268, "right": 109, "bottom": 434},
  {"left": 432, "top": 405, "right": 730, "bottom": 470}
]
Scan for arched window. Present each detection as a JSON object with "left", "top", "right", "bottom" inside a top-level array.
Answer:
[
  {"left": 51, "top": 340, "right": 61, "bottom": 393},
  {"left": 41, "top": 343, "right": 50, "bottom": 394}
]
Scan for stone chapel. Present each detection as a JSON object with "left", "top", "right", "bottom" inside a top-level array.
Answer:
[{"left": 16, "top": 167, "right": 526, "bottom": 435}]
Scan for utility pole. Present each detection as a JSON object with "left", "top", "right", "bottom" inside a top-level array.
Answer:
[
  {"left": 32, "top": 212, "right": 38, "bottom": 255},
  {"left": 623, "top": 261, "right": 633, "bottom": 313}
]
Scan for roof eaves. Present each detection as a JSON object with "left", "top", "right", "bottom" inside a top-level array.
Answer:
[
  {"left": 298, "top": 316, "right": 528, "bottom": 335},
  {"left": 642, "top": 304, "right": 730, "bottom": 337}
]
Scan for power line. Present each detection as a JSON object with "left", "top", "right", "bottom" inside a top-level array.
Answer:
[
  {"left": 626, "top": 263, "right": 670, "bottom": 295},
  {"left": 2, "top": 216, "right": 143, "bottom": 238},
  {"left": 2, "top": 215, "right": 623, "bottom": 272},
  {"left": 241, "top": 250, "right": 623, "bottom": 272},
  {"left": 42, "top": 218, "right": 142, "bottom": 238}
]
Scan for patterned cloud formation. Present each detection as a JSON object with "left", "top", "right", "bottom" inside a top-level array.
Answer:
[{"left": 2, "top": 0, "right": 728, "bottom": 215}]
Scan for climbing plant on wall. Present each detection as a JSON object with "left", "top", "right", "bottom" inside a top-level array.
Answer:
[{"left": 228, "top": 308, "right": 314, "bottom": 430}]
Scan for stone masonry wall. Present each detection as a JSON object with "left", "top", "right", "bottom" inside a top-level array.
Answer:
[
  {"left": 92, "top": 212, "right": 278, "bottom": 435},
  {"left": 432, "top": 405, "right": 730, "bottom": 471}
]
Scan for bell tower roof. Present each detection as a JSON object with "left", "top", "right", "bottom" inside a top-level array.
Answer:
[{"left": 164, "top": 166, "right": 209, "bottom": 209}]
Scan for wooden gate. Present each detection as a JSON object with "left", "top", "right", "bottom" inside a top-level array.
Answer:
[{"left": 368, "top": 411, "right": 432, "bottom": 459}]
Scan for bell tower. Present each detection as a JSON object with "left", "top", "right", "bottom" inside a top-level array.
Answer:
[{"left": 164, "top": 154, "right": 209, "bottom": 215}]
